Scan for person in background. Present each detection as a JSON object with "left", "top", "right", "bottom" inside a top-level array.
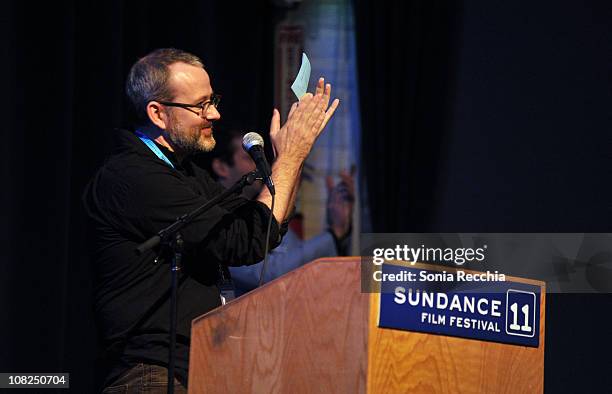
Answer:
[{"left": 205, "top": 129, "right": 354, "bottom": 295}]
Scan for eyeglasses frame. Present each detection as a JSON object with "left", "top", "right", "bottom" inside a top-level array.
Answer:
[{"left": 157, "top": 93, "right": 221, "bottom": 117}]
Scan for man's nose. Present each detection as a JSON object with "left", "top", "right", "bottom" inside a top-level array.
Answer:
[{"left": 205, "top": 105, "right": 221, "bottom": 121}]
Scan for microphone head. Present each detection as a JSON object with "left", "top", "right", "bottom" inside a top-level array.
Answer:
[{"left": 242, "top": 132, "right": 265, "bottom": 151}]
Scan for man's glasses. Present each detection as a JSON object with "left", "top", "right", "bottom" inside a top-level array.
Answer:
[{"left": 157, "top": 94, "right": 221, "bottom": 117}]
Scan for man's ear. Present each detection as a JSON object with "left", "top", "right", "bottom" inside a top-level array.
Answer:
[
  {"left": 146, "top": 101, "right": 168, "bottom": 130},
  {"left": 211, "top": 158, "right": 229, "bottom": 179}
]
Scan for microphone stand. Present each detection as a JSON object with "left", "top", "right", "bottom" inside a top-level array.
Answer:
[{"left": 135, "top": 170, "right": 260, "bottom": 394}]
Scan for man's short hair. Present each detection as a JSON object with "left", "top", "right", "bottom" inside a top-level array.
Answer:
[{"left": 126, "top": 48, "right": 204, "bottom": 124}]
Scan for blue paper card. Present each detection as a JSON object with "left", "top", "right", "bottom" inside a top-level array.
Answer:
[{"left": 291, "top": 53, "right": 311, "bottom": 99}]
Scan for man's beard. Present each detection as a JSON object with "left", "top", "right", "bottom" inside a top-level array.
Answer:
[{"left": 166, "top": 113, "right": 216, "bottom": 154}]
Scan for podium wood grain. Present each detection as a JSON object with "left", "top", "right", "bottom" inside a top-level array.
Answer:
[{"left": 189, "top": 258, "right": 369, "bottom": 394}]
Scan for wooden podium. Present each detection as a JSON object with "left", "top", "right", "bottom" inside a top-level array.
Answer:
[{"left": 188, "top": 258, "right": 545, "bottom": 393}]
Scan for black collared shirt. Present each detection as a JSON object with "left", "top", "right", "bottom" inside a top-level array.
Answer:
[{"left": 83, "top": 129, "right": 281, "bottom": 387}]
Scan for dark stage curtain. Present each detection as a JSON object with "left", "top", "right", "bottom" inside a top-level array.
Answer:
[
  {"left": 354, "top": 0, "right": 612, "bottom": 392},
  {"left": 355, "top": 0, "right": 461, "bottom": 232},
  {"left": 2, "top": 1, "right": 277, "bottom": 392}
]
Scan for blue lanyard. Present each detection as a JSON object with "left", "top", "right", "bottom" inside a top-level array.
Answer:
[{"left": 135, "top": 131, "right": 175, "bottom": 169}]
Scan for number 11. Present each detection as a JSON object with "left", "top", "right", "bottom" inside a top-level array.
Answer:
[{"left": 509, "top": 303, "right": 532, "bottom": 332}]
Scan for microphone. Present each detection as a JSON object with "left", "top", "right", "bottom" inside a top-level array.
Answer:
[{"left": 242, "top": 132, "right": 275, "bottom": 195}]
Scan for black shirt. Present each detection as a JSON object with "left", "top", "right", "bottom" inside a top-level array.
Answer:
[{"left": 82, "top": 129, "right": 281, "bottom": 387}]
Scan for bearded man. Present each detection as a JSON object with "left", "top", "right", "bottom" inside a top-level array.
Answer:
[{"left": 83, "top": 48, "right": 338, "bottom": 393}]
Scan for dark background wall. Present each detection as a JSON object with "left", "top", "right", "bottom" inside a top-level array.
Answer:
[
  {"left": 1, "top": 0, "right": 610, "bottom": 392},
  {"left": 435, "top": 1, "right": 612, "bottom": 233}
]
